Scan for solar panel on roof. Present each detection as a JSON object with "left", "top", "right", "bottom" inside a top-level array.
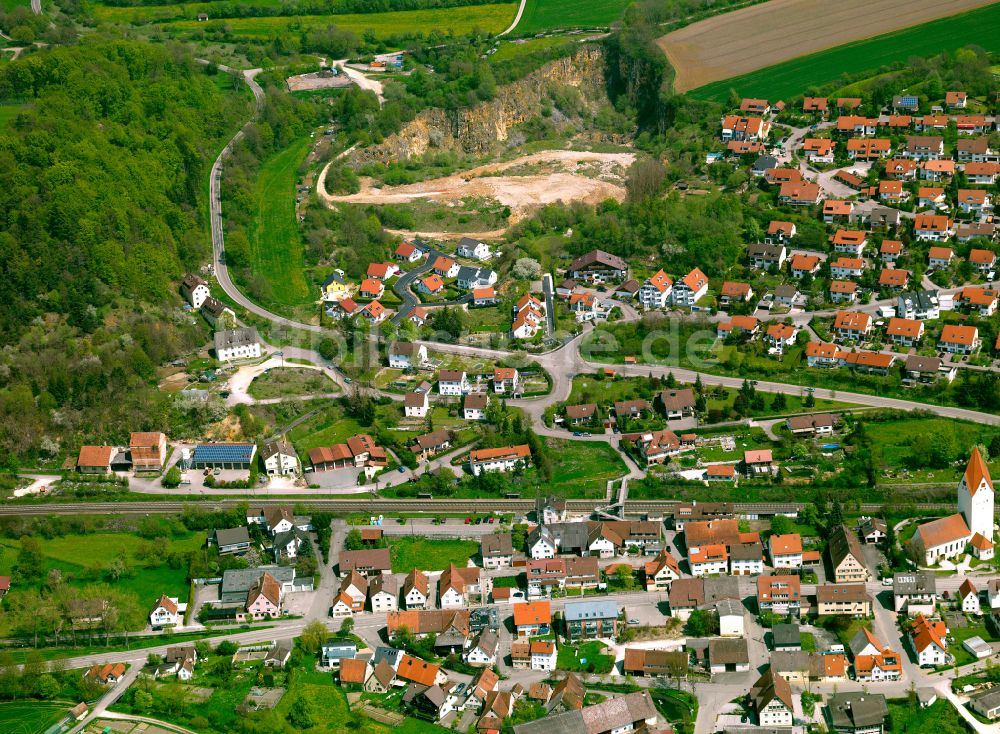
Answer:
[{"left": 193, "top": 444, "right": 255, "bottom": 461}]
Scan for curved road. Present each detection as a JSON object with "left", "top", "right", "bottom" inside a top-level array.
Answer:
[
  {"left": 204, "top": 67, "right": 1000, "bottom": 452},
  {"left": 498, "top": 0, "right": 528, "bottom": 36}
]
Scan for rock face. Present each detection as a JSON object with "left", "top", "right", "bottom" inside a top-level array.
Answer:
[{"left": 354, "top": 46, "right": 608, "bottom": 164}]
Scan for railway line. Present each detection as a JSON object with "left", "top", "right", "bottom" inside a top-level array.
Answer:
[{"left": 0, "top": 498, "right": 955, "bottom": 517}]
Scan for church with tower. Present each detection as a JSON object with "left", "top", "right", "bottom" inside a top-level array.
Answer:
[{"left": 913, "top": 448, "right": 995, "bottom": 565}]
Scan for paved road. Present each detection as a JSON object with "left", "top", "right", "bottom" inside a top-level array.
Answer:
[{"left": 30, "top": 0, "right": 40, "bottom": 14}]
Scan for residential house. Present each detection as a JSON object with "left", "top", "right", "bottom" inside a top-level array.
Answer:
[
  {"left": 623, "top": 648, "right": 688, "bottom": 678},
  {"left": 938, "top": 324, "right": 979, "bottom": 354},
  {"left": 730, "top": 542, "right": 763, "bottom": 575},
  {"left": 395, "top": 241, "right": 424, "bottom": 263},
  {"left": 456, "top": 266, "right": 497, "bottom": 290},
  {"left": 404, "top": 570, "right": 429, "bottom": 610},
  {"left": 779, "top": 181, "right": 821, "bottom": 206},
  {"left": 181, "top": 273, "right": 210, "bottom": 308},
  {"left": 404, "top": 391, "right": 429, "bottom": 418},
  {"left": 438, "top": 370, "right": 469, "bottom": 395},
  {"left": 419, "top": 274, "right": 445, "bottom": 296},
  {"left": 369, "top": 575, "right": 399, "bottom": 614},
  {"left": 389, "top": 341, "right": 428, "bottom": 369},
  {"left": 707, "top": 638, "right": 751, "bottom": 673},
  {"left": 260, "top": 440, "right": 297, "bottom": 477},
  {"left": 719, "top": 281, "right": 753, "bottom": 307},
  {"left": 756, "top": 575, "right": 802, "bottom": 617},
  {"left": 338, "top": 548, "right": 392, "bottom": 577},
  {"left": 567, "top": 250, "right": 628, "bottom": 283},
  {"left": 847, "top": 139, "right": 891, "bottom": 160},
  {"left": 893, "top": 572, "right": 937, "bottom": 614},
  {"left": 915, "top": 216, "right": 954, "bottom": 242},
  {"left": 830, "top": 257, "right": 865, "bottom": 279},
  {"left": 790, "top": 253, "right": 821, "bottom": 278},
  {"left": 769, "top": 534, "right": 803, "bottom": 568},
  {"left": 339, "top": 572, "right": 368, "bottom": 612},
  {"left": 825, "top": 692, "right": 888, "bottom": 734},
  {"left": 463, "top": 630, "right": 499, "bottom": 667},
  {"left": 463, "top": 393, "right": 488, "bottom": 420},
  {"left": 816, "top": 583, "right": 872, "bottom": 617},
  {"left": 744, "top": 449, "right": 774, "bottom": 477},
  {"left": 833, "top": 311, "right": 872, "bottom": 341},
  {"left": 563, "top": 599, "right": 619, "bottom": 641},
  {"left": 747, "top": 243, "right": 787, "bottom": 270},
  {"left": 439, "top": 564, "right": 485, "bottom": 609},
  {"left": 885, "top": 317, "right": 923, "bottom": 347},
  {"left": 638, "top": 269, "right": 673, "bottom": 309},
  {"left": 803, "top": 138, "right": 835, "bottom": 163},
  {"left": 904, "top": 136, "right": 945, "bottom": 160},
  {"left": 959, "top": 578, "right": 981, "bottom": 614},
  {"left": 786, "top": 413, "right": 839, "bottom": 436},
  {"left": 149, "top": 595, "right": 182, "bottom": 628},
  {"left": 767, "top": 220, "right": 796, "bottom": 244},
  {"left": 129, "top": 431, "right": 167, "bottom": 472},
  {"left": 765, "top": 323, "right": 797, "bottom": 352},
  {"left": 513, "top": 601, "right": 551, "bottom": 637},
  {"left": 468, "top": 444, "right": 530, "bottom": 475},
  {"left": 643, "top": 550, "right": 681, "bottom": 591},
  {"left": 211, "top": 527, "right": 251, "bottom": 556},
  {"left": 750, "top": 668, "right": 794, "bottom": 727},
  {"left": 457, "top": 237, "right": 492, "bottom": 261},
  {"left": 909, "top": 614, "right": 949, "bottom": 667},
  {"left": 720, "top": 115, "right": 771, "bottom": 142},
  {"left": 359, "top": 278, "right": 384, "bottom": 300},
  {"left": 214, "top": 327, "right": 262, "bottom": 362},
  {"left": 672, "top": 268, "right": 709, "bottom": 307},
  {"left": 431, "top": 256, "right": 460, "bottom": 279},
  {"left": 826, "top": 525, "right": 870, "bottom": 583},
  {"left": 658, "top": 388, "right": 696, "bottom": 420},
  {"left": 493, "top": 367, "right": 519, "bottom": 394},
  {"left": 689, "top": 543, "right": 729, "bottom": 576},
  {"left": 411, "top": 429, "right": 451, "bottom": 461},
  {"left": 480, "top": 533, "right": 513, "bottom": 570},
  {"left": 831, "top": 280, "right": 858, "bottom": 303},
  {"left": 823, "top": 199, "right": 855, "bottom": 223}
]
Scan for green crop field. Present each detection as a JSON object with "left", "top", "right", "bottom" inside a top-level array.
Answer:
[
  {"left": 689, "top": 3, "right": 1000, "bottom": 102},
  {"left": 0, "top": 701, "right": 68, "bottom": 734},
  {"left": 247, "top": 136, "right": 311, "bottom": 307},
  {"left": 140, "top": 3, "right": 518, "bottom": 40},
  {"left": 516, "top": 0, "right": 630, "bottom": 34}
]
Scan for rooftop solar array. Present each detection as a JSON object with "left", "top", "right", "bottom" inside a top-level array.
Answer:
[{"left": 193, "top": 443, "right": 255, "bottom": 462}]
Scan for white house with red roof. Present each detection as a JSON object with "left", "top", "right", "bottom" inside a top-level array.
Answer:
[
  {"left": 639, "top": 269, "right": 673, "bottom": 309},
  {"left": 150, "top": 595, "right": 184, "bottom": 628},
  {"left": 672, "top": 268, "right": 709, "bottom": 307}
]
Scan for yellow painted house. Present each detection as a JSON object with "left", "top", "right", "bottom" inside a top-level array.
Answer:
[{"left": 321, "top": 270, "right": 352, "bottom": 302}]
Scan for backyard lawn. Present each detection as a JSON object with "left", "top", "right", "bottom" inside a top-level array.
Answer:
[
  {"left": 557, "top": 640, "right": 614, "bottom": 674},
  {"left": 388, "top": 536, "right": 479, "bottom": 574}
]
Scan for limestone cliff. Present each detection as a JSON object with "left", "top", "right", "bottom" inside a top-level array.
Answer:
[{"left": 354, "top": 46, "right": 609, "bottom": 164}]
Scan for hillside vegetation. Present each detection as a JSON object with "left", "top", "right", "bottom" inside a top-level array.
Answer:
[{"left": 0, "top": 42, "right": 252, "bottom": 465}]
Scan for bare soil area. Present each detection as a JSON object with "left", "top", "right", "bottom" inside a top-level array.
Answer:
[
  {"left": 317, "top": 149, "right": 635, "bottom": 227},
  {"left": 658, "top": 0, "right": 996, "bottom": 93}
]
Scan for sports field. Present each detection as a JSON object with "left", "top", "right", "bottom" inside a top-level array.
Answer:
[
  {"left": 515, "top": 0, "right": 630, "bottom": 34},
  {"left": 109, "top": 3, "right": 518, "bottom": 39},
  {"left": 0, "top": 702, "right": 66, "bottom": 734},
  {"left": 660, "top": 0, "right": 997, "bottom": 94}
]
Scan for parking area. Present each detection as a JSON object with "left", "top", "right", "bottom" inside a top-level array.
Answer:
[{"left": 283, "top": 591, "right": 316, "bottom": 617}]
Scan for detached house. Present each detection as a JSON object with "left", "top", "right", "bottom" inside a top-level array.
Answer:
[
  {"left": 833, "top": 311, "right": 872, "bottom": 340},
  {"left": 939, "top": 324, "right": 979, "bottom": 354},
  {"left": 638, "top": 269, "right": 673, "bottom": 309},
  {"left": 672, "top": 268, "right": 709, "bottom": 307},
  {"left": 779, "top": 181, "right": 821, "bottom": 206},
  {"left": 769, "top": 534, "right": 803, "bottom": 568},
  {"left": 751, "top": 668, "right": 795, "bottom": 727},
  {"left": 567, "top": 250, "right": 628, "bottom": 283},
  {"left": 389, "top": 341, "right": 428, "bottom": 369},
  {"left": 909, "top": 614, "right": 949, "bottom": 667},
  {"left": 885, "top": 317, "right": 923, "bottom": 347}
]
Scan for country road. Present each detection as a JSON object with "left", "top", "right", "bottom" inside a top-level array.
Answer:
[{"left": 199, "top": 64, "right": 1000, "bottom": 468}]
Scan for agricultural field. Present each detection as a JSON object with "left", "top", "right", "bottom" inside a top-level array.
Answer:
[
  {"left": 246, "top": 137, "right": 312, "bottom": 307},
  {"left": 660, "top": 0, "right": 998, "bottom": 94},
  {"left": 388, "top": 536, "right": 480, "bottom": 573},
  {"left": 136, "top": 3, "right": 518, "bottom": 40},
  {"left": 515, "top": 0, "right": 630, "bottom": 34},
  {"left": 0, "top": 702, "right": 66, "bottom": 734}
]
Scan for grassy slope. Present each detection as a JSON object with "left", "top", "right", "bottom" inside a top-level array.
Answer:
[
  {"left": 689, "top": 3, "right": 1000, "bottom": 101},
  {"left": 0, "top": 702, "right": 66, "bottom": 734},
  {"left": 249, "top": 136, "right": 311, "bottom": 307},
  {"left": 516, "top": 0, "right": 630, "bottom": 33},
  {"left": 130, "top": 3, "right": 518, "bottom": 38}
]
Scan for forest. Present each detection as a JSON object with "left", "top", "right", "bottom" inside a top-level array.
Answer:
[{"left": 0, "top": 41, "right": 251, "bottom": 466}]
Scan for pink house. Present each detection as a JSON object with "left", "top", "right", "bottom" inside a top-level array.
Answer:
[{"left": 242, "top": 572, "right": 282, "bottom": 621}]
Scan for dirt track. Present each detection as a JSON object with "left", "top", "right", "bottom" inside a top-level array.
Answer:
[
  {"left": 658, "top": 0, "right": 996, "bottom": 93},
  {"left": 317, "top": 150, "right": 635, "bottom": 225}
]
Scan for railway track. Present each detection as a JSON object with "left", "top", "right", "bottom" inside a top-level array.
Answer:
[{"left": 0, "top": 499, "right": 955, "bottom": 516}]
